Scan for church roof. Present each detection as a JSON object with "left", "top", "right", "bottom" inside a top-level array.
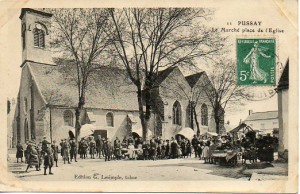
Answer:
[
  {"left": 28, "top": 61, "right": 139, "bottom": 111},
  {"left": 244, "top": 111, "right": 278, "bottom": 121},
  {"left": 185, "top": 72, "right": 204, "bottom": 88},
  {"left": 277, "top": 59, "right": 289, "bottom": 90},
  {"left": 154, "top": 66, "right": 178, "bottom": 86},
  {"left": 20, "top": 8, "right": 53, "bottom": 19}
]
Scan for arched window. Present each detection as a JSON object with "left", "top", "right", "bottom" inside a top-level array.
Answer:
[
  {"left": 172, "top": 101, "right": 182, "bottom": 125},
  {"left": 106, "top": 112, "right": 114, "bottom": 127},
  {"left": 201, "top": 104, "right": 208, "bottom": 126},
  {"left": 22, "top": 24, "right": 26, "bottom": 50},
  {"left": 33, "top": 28, "right": 45, "bottom": 48},
  {"left": 24, "top": 119, "right": 29, "bottom": 141},
  {"left": 63, "top": 110, "right": 73, "bottom": 126},
  {"left": 24, "top": 97, "right": 28, "bottom": 113}
]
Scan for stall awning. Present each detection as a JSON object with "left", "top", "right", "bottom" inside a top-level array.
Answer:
[
  {"left": 80, "top": 124, "right": 96, "bottom": 138},
  {"left": 202, "top": 131, "right": 218, "bottom": 137},
  {"left": 177, "top": 127, "right": 195, "bottom": 139},
  {"left": 229, "top": 123, "right": 254, "bottom": 133},
  {"left": 132, "top": 127, "right": 152, "bottom": 138}
]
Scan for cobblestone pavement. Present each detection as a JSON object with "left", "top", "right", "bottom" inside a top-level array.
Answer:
[{"left": 8, "top": 155, "right": 249, "bottom": 181}]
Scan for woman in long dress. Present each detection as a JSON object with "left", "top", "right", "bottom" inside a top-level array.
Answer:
[
  {"left": 243, "top": 41, "right": 271, "bottom": 83},
  {"left": 201, "top": 143, "right": 210, "bottom": 164},
  {"left": 127, "top": 143, "right": 135, "bottom": 160},
  {"left": 16, "top": 141, "right": 24, "bottom": 163}
]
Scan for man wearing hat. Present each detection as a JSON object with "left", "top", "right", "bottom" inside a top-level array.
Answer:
[
  {"left": 89, "top": 136, "right": 96, "bottom": 159},
  {"left": 70, "top": 139, "right": 78, "bottom": 162},
  {"left": 59, "top": 139, "right": 64, "bottom": 159},
  {"left": 96, "top": 135, "right": 103, "bottom": 158},
  {"left": 103, "top": 138, "right": 112, "bottom": 161},
  {"left": 41, "top": 136, "right": 50, "bottom": 156},
  {"left": 51, "top": 140, "right": 59, "bottom": 167},
  {"left": 191, "top": 135, "right": 199, "bottom": 158},
  {"left": 25, "top": 141, "right": 40, "bottom": 173},
  {"left": 62, "top": 139, "right": 71, "bottom": 164},
  {"left": 43, "top": 143, "right": 54, "bottom": 175},
  {"left": 165, "top": 140, "right": 170, "bottom": 159}
]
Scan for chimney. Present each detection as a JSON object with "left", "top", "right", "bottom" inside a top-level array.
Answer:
[{"left": 249, "top": 110, "right": 253, "bottom": 115}]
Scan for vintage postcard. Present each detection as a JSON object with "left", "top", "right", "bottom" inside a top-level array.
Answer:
[{"left": 0, "top": 0, "right": 298, "bottom": 193}]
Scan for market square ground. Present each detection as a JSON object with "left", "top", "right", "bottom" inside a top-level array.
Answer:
[{"left": 8, "top": 151, "right": 287, "bottom": 181}]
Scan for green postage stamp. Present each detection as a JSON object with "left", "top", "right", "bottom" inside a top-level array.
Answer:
[{"left": 236, "top": 38, "right": 276, "bottom": 86}]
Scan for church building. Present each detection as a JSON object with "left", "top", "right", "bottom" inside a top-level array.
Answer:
[{"left": 13, "top": 8, "right": 222, "bottom": 144}]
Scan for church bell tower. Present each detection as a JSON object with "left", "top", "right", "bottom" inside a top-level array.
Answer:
[{"left": 19, "top": 8, "right": 53, "bottom": 65}]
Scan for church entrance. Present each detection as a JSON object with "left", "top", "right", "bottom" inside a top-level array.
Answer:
[{"left": 94, "top": 130, "right": 107, "bottom": 140}]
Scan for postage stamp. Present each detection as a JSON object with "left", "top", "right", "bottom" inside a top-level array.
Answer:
[{"left": 236, "top": 38, "right": 276, "bottom": 86}]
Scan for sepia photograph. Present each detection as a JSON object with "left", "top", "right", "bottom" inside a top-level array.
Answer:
[{"left": 0, "top": 0, "right": 298, "bottom": 192}]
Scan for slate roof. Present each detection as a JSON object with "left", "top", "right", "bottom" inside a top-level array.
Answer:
[
  {"left": 277, "top": 59, "right": 289, "bottom": 90},
  {"left": 244, "top": 111, "right": 278, "bottom": 121},
  {"left": 28, "top": 61, "right": 139, "bottom": 111},
  {"left": 185, "top": 72, "right": 204, "bottom": 88}
]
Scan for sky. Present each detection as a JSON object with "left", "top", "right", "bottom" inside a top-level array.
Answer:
[{"left": 0, "top": 0, "right": 297, "bottom": 127}]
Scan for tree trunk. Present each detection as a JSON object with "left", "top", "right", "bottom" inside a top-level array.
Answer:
[
  {"left": 193, "top": 107, "right": 200, "bottom": 136},
  {"left": 75, "top": 96, "right": 85, "bottom": 143},
  {"left": 75, "top": 108, "right": 81, "bottom": 143},
  {"left": 214, "top": 112, "right": 220, "bottom": 134},
  {"left": 190, "top": 102, "right": 194, "bottom": 130},
  {"left": 137, "top": 87, "right": 148, "bottom": 140}
]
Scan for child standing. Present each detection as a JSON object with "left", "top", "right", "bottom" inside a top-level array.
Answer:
[{"left": 201, "top": 143, "right": 209, "bottom": 163}]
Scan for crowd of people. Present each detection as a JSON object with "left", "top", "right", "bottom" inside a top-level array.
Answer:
[
  {"left": 77, "top": 135, "right": 193, "bottom": 161},
  {"left": 16, "top": 136, "right": 59, "bottom": 175},
  {"left": 15, "top": 132, "right": 279, "bottom": 175}
]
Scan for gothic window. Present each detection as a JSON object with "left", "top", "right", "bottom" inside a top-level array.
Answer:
[
  {"left": 106, "top": 112, "right": 114, "bottom": 127},
  {"left": 172, "top": 101, "right": 181, "bottom": 125},
  {"left": 33, "top": 28, "right": 45, "bottom": 48},
  {"left": 24, "top": 97, "right": 28, "bottom": 113},
  {"left": 201, "top": 103, "right": 208, "bottom": 126},
  {"left": 24, "top": 119, "right": 29, "bottom": 141},
  {"left": 63, "top": 110, "right": 73, "bottom": 126},
  {"left": 22, "top": 24, "right": 26, "bottom": 50}
]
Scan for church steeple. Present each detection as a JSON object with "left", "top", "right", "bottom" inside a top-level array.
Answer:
[{"left": 19, "top": 8, "right": 53, "bottom": 65}]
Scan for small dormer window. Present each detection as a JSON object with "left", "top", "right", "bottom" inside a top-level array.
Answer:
[{"left": 33, "top": 27, "right": 45, "bottom": 48}]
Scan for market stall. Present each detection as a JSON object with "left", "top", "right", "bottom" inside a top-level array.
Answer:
[
  {"left": 211, "top": 149, "right": 238, "bottom": 166},
  {"left": 176, "top": 127, "right": 195, "bottom": 139}
]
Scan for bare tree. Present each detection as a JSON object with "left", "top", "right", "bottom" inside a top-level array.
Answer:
[
  {"left": 107, "top": 8, "right": 225, "bottom": 140},
  {"left": 203, "top": 59, "right": 247, "bottom": 134},
  {"left": 50, "top": 9, "right": 111, "bottom": 142}
]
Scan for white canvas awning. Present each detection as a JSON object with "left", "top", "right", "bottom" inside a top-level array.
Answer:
[
  {"left": 132, "top": 127, "right": 152, "bottom": 138},
  {"left": 80, "top": 124, "right": 96, "bottom": 138},
  {"left": 202, "top": 131, "right": 219, "bottom": 137},
  {"left": 177, "top": 127, "right": 195, "bottom": 139}
]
